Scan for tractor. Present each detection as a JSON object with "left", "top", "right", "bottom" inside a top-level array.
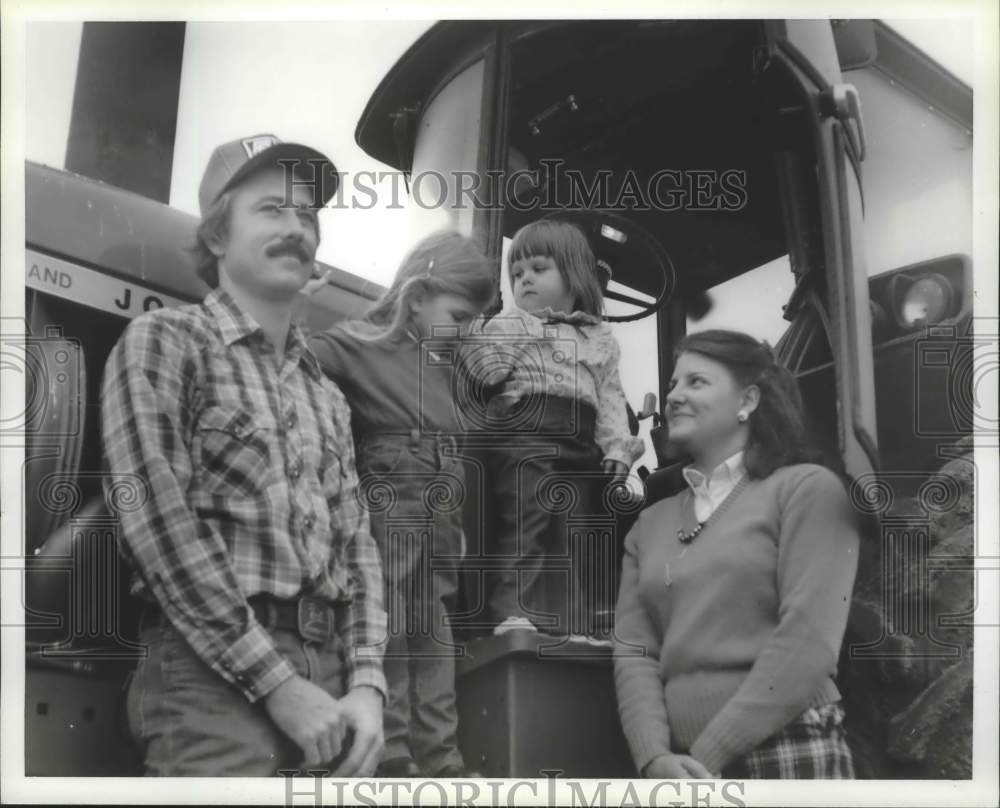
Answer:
[{"left": 19, "top": 19, "right": 975, "bottom": 779}]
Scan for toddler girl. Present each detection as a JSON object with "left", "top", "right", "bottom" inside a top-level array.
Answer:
[{"left": 464, "top": 220, "right": 644, "bottom": 638}]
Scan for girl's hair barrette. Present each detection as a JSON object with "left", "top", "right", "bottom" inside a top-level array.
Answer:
[{"left": 419, "top": 257, "right": 435, "bottom": 281}]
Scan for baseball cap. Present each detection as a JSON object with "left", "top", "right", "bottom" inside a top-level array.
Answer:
[{"left": 198, "top": 134, "right": 339, "bottom": 216}]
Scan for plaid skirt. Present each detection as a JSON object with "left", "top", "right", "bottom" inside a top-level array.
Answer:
[{"left": 720, "top": 702, "right": 856, "bottom": 779}]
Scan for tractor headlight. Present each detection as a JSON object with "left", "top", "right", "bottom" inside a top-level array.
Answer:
[{"left": 899, "top": 274, "right": 954, "bottom": 328}]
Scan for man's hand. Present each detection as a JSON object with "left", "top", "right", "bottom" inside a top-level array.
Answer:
[
  {"left": 331, "top": 685, "right": 384, "bottom": 777},
  {"left": 642, "top": 753, "right": 715, "bottom": 779},
  {"left": 264, "top": 675, "right": 347, "bottom": 768}
]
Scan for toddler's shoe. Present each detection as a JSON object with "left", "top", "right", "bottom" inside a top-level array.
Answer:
[
  {"left": 435, "top": 764, "right": 483, "bottom": 778},
  {"left": 493, "top": 616, "right": 538, "bottom": 635}
]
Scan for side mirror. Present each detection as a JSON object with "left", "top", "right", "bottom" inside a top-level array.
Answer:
[
  {"left": 833, "top": 19, "right": 878, "bottom": 71},
  {"left": 635, "top": 392, "right": 658, "bottom": 423}
]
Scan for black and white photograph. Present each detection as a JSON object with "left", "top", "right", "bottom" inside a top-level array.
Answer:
[{"left": 1, "top": 2, "right": 997, "bottom": 805}]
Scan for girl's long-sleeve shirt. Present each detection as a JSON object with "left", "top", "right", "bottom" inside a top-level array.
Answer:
[
  {"left": 465, "top": 305, "right": 645, "bottom": 466},
  {"left": 308, "top": 321, "right": 461, "bottom": 436}
]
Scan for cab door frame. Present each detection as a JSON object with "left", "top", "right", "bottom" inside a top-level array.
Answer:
[{"left": 762, "top": 20, "right": 880, "bottom": 479}]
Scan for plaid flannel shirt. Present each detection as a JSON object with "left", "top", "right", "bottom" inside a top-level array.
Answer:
[{"left": 101, "top": 289, "right": 386, "bottom": 702}]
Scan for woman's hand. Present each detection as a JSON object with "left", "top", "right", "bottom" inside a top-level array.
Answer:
[{"left": 641, "top": 753, "right": 715, "bottom": 779}]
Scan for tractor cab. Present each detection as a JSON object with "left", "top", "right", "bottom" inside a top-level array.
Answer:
[{"left": 356, "top": 19, "right": 975, "bottom": 779}]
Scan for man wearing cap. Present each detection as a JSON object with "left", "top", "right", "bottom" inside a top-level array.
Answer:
[{"left": 101, "top": 135, "right": 386, "bottom": 776}]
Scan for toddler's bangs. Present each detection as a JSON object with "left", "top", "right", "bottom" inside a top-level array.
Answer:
[{"left": 508, "top": 224, "right": 560, "bottom": 265}]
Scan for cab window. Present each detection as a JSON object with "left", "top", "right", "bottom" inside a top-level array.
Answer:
[{"left": 685, "top": 254, "right": 795, "bottom": 345}]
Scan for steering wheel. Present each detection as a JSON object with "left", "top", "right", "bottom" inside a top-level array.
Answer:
[{"left": 541, "top": 210, "right": 675, "bottom": 323}]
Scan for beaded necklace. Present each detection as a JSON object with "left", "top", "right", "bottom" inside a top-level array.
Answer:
[
  {"left": 677, "top": 521, "right": 705, "bottom": 544},
  {"left": 665, "top": 476, "right": 750, "bottom": 589},
  {"left": 676, "top": 475, "right": 749, "bottom": 545}
]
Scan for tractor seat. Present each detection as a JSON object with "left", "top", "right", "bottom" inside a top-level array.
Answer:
[
  {"left": 26, "top": 496, "right": 144, "bottom": 658},
  {"left": 641, "top": 461, "right": 688, "bottom": 509}
]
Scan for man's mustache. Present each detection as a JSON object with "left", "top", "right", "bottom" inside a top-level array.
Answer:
[{"left": 266, "top": 239, "right": 312, "bottom": 263}]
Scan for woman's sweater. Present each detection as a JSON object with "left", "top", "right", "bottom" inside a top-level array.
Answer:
[{"left": 613, "top": 463, "right": 859, "bottom": 774}]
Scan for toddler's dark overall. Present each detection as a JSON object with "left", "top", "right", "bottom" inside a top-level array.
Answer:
[{"left": 480, "top": 394, "right": 612, "bottom": 635}]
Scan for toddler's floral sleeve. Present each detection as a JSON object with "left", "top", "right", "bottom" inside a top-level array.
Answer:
[{"left": 594, "top": 334, "right": 645, "bottom": 466}]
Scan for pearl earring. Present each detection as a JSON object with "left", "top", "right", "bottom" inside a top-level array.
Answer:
[{"left": 737, "top": 411, "right": 748, "bottom": 423}]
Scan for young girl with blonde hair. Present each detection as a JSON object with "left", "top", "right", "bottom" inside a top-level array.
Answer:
[{"left": 309, "top": 230, "right": 496, "bottom": 778}]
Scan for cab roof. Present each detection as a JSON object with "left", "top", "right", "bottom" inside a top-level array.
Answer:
[{"left": 356, "top": 19, "right": 971, "bottom": 170}]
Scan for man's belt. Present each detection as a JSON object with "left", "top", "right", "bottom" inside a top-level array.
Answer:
[{"left": 248, "top": 594, "right": 340, "bottom": 644}]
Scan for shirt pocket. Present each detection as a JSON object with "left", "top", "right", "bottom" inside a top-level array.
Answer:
[
  {"left": 319, "top": 435, "right": 346, "bottom": 500},
  {"left": 358, "top": 441, "right": 408, "bottom": 476},
  {"left": 193, "top": 405, "right": 274, "bottom": 496}
]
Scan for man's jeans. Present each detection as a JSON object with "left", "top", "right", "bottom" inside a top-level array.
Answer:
[
  {"left": 127, "top": 617, "right": 346, "bottom": 776},
  {"left": 358, "top": 433, "right": 464, "bottom": 775}
]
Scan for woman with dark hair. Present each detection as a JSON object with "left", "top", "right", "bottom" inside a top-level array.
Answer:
[{"left": 613, "top": 329, "right": 859, "bottom": 779}]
